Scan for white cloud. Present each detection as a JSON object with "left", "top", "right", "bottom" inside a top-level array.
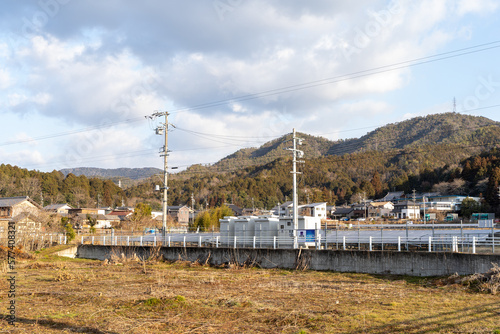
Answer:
[
  {"left": 0, "top": 68, "right": 10, "bottom": 89},
  {"left": 1, "top": 1, "right": 499, "bottom": 171},
  {"left": 457, "top": 0, "right": 499, "bottom": 16}
]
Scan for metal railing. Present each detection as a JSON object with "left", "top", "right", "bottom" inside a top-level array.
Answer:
[
  {"left": 0, "top": 233, "right": 67, "bottom": 251},
  {"left": 80, "top": 231, "right": 500, "bottom": 254}
]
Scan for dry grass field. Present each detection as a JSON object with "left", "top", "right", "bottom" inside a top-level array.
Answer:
[{"left": 1, "top": 245, "right": 499, "bottom": 334}]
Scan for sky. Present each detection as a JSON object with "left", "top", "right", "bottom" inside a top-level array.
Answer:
[{"left": 1, "top": 0, "right": 500, "bottom": 173}]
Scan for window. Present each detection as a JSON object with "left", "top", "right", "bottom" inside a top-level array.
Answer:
[{"left": 287, "top": 221, "right": 291, "bottom": 226}]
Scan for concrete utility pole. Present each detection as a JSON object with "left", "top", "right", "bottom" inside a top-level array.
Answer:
[
  {"left": 412, "top": 189, "right": 417, "bottom": 220},
  {"left": 147, "top": 111, "right": 171, "bottom": 243},
  {"left": 423, "top": 195, "right": 426, "bottom": 223},
  {"left": 364, "top": 191, "right": 367, "bottom": 220},
  {"left": 286, "top": 129, "right": 304, "bottom": 242}
]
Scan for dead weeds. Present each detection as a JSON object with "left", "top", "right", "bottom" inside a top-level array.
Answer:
[{"left": 0, "top": 252, "right": 499, "bottom": 333}]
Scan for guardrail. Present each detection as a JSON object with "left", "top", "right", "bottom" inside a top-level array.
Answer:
[{"left": 80, "top": 232, "right": 500, "bottom": 254}]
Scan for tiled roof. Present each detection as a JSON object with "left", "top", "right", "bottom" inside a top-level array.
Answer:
[
  {"left": 44, "top": 203, "right": 71, "bottom": 210},
  {"left": 0, "top": 196, "right": 41, "bottom": 209}
]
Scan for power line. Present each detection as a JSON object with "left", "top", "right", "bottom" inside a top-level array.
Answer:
[
  {"left": 166, "top": 41, "right": 500, "bottom": 114},
  {"left": 3, "top": 41, "right": 500, "bottom": 149},
  {"left": 0, "top": 117, "right": 145, "bottom": 147}
]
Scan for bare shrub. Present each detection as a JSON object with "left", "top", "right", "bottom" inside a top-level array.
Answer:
[{"left": 458, "top": 264, "right": 500, "bottom": 295}]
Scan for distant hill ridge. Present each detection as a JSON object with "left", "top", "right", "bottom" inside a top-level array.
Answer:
[
  {"left": 59, "top": 167, "right": 163, "bottom": 180},
  {"left": 212, "top": 112, "right": 500, "bottom": 170}
]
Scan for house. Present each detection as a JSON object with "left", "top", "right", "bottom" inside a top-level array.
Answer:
[
  {"left": 326, "top": 205, "right": 336, "bottom": 217},
  {"left": 0, "top": 196, "right": 43, "bottom": 236},
  {"left": 74, "top": 213, "right": 118, "bottom": 229},
  {"left": 393, "top": 201, "right": 420, "bottom": 220},
  {"left": 68, "top": 208, "right": 106, "bottom": 216},
  {"left": 298, "top": 203, "right": 328, "bottom": 219},
  {"left": 271, "top": 201, "right": 293, "bottom": 217},
  {"left": 0, "top": 196, "right": 42, "bottom": 219},
  {"left": 351, "top": 201, "right": 371, "bottom": 219},
  {"left": 424, "top": 195, "right": 481, "bottom": 212},
  {"left": 43, "top": 203, "right": 72, "bottom": 215},
  {"left": 108, "top": 208, "right": 134, "bottom": 221},
  {"left": 331, "top": 207, "right": 354, "bottom": 220},
  {"left": 166, "top": 205, "right": 191, "bottom": 225},
  {"left": 381, "top": 191, "right": 405, "bottom": 202},
  {"left": 225, "top": 204, "right": 244, "bottom": 216},
  {"left": 368, "top": 201, "right": 394, "bottom": 218}
]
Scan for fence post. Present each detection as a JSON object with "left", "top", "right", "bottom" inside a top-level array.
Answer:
[
  {"left": 325, "top": 229, "right": 328, "bottom": 249},
  {"left": 428, "top": 236, "right": 432, "bottom": 252},
  {"left": 103, "top": 236, "right": 106, "bottom": 246},
  {"left": 127, "top": 236, "right": 130, "bottom": 246},
  {"left": 273, "top": 236, "right": 276, "bottom": 249},
  {"left": 140, "top": 236, "right": 143, "bottom": 246},
  {"left": 80, "top": 236, "right": 84, "bottom": 245},
  {"left": 253, "top": 236, "right": 256, "bottom": 249},
  {"left": 154, "top": 236, "right": 157, "bottom": 246},
  {"left": 294, "top": 236, "right": 298, "bottom": 249},
  {"left": 343, "top": 236, "right": 346, "bottom": 250},
  {"left": 369, "top": 236, "right": 372, "bottom": 251},
  {"left": 317, "top": 234, "right": 321, "bottom": 250},
  {"left": 199, "top": 235, "right": 202, "bottom": 248},
  {"left": 92, "top": 236, "right": 95, "bottom": 245},
  {"left": 492, "top": 223, "right": 495, "bottom": 253},
  {"left": 234, "top": 236, "right": 237, "bottom": 249},
  {"left": 50, "top": 235, "right": 53, "bottom": 245},
  {"left": 183, "top": 236, "right": 186, "bottom": 248},
  {"left": 398, "top": 236, "right": 401, "bottom": 252},
  {"left": 216, "top": 236, "right": 219, "bottom": 248},
  {"left": 64, "top": 235, "right": 67, "bottom": 245},
  {"left": 472, "top": 236, "right": 476, "bottom": 254},
  {"left": 380, "top": 228, "right": 384, "bottom": 251},
  {"left": 168, "top": 235, "right": 171, "bottom": 247}
]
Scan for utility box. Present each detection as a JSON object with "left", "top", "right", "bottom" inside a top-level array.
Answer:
[
  {"left": 471, "top": 213, "right": 495, "bottom": 221},
  {"left": 445, "top": 213, "right": 459, "bottom": 222}
]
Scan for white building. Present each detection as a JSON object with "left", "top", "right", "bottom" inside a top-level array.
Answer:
[{"left": 220, "top": 215, "right": 322, "bottom": 248}]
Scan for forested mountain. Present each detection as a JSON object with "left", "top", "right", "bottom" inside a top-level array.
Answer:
[
  {"left": 2, "top": 113, "right": 500, "bottom": 214},
  {"left": 0, "top": 165, "right": 125, "bottom": 208},
  {"left": 125, "top": 113, "right": 500, "bottom": 214},
  {"left": 60, "top": 167, "right": 162, "bottom": 180},
  {"left": 126, "top": 146, "right": 500, "bottom": 215},
  {"left": 211, "top": 113, "right": 500, "bottom": 169}
]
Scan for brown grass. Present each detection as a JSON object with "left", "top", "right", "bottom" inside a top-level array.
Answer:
[{"left": 0, "top": 248, "right": 499, "bottom": 333}]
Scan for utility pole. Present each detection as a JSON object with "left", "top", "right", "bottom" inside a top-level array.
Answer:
[
  {"left": 423, "top": 195, "right": 426, "bottom": 223},
  {"left": 286, "top": 129, "right": 304, "bottom": 247},
  {"left": 147, "top": 111, "right": 171, "bottom": 244},
  {"left": 412, "top": 189, "right": 417, "bottom": 220},
  {"left": 363, "top": 192, "right": 367, "bottom": 220}
]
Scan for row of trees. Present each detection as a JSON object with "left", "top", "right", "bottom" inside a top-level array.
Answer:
[{"left": 0, "top": 164, "right": 125, "bottom": 208}]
